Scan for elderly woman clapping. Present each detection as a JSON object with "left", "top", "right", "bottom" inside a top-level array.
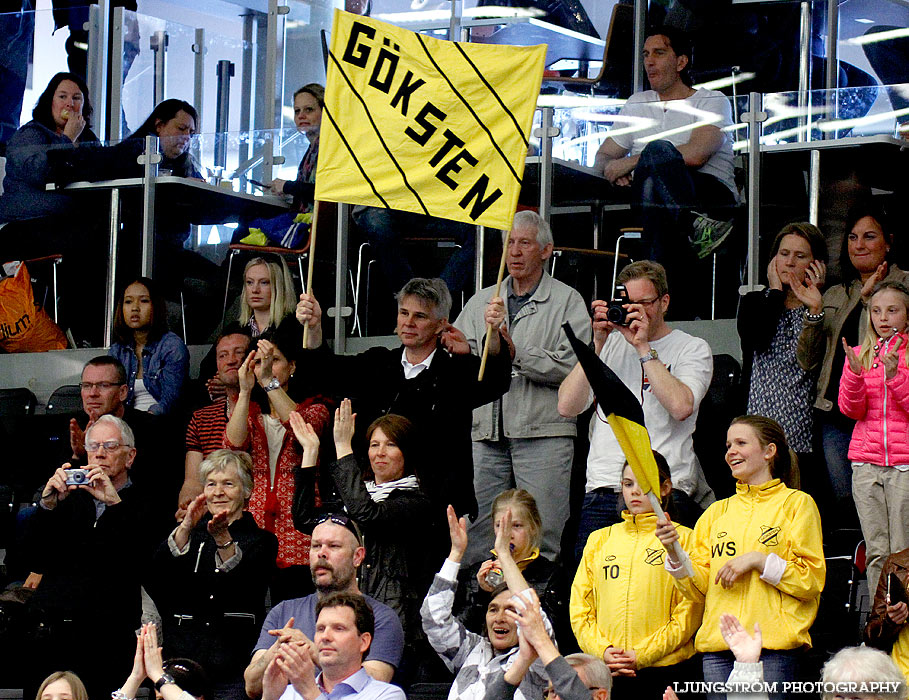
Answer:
[{"left": 146, "top": 450, "right": 278, "bottom": 700}]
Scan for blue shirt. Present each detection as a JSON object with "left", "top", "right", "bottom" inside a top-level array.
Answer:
[
  {"left": 276, "top": 668, "right": 405, "bottom": 700},
  {"left": 108, "top": 331, "right": 189, "bottom": 415},
  {"left": 253, "top": 593, "right": 404, "bottom": 670}
]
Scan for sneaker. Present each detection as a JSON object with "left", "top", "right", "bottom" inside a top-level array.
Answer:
[{"left": 690, "top": 213, "right": 734, "bottom": 259}]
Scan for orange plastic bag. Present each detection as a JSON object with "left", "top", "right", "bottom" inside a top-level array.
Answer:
[{"left": 0, "top": 261, "right": 68, "bottom": 352}]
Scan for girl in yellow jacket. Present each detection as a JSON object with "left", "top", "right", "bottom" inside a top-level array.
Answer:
[
  {"left": 657, "top": 415, "right": 826, "bottom": 700},
  {"left": 570, "top": 451, "right": 704, "bottom": 699}
]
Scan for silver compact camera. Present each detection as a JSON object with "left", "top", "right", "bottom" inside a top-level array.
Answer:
[{"left": 64, "top": 468, "right": 91, "bottom": 486}]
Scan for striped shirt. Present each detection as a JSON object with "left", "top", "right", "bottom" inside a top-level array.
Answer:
[{"left": 185, "top": 399, "right": 229, "bottom": 456}]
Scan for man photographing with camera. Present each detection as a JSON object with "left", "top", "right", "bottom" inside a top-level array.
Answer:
[
  {"left": 558, "top": 261, "right": 715, "bottom": 557},
  {"left": 24, "top": 414, "right": 158, "bottom": 700}
]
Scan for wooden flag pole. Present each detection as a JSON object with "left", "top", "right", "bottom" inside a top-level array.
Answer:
[
  {"left": 647, "top": 492, "right": 694, "bottom": 578},
  {"left": 302, "top": 200, "right": 320, "bottom": 349},
  {"left": 478, "top": 227, "right": 511, "bottom": 381}
]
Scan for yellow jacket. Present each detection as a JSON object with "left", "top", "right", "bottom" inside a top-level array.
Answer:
[
  {"left": 673, "top": 479, "right": 825, "bottom": 652},
  {"left": 570, "top": 511, "right": 703, "bottom": 668}
]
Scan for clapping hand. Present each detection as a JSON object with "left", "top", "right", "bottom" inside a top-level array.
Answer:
[
  {"left": 332, "top": 399, "right": 356, "bottom": 454},
  {"left": 447, "top": 504, "right": 468, "bottom": 562},
  {"left": 719, "top": 613, "right": 762, "bottom": 663},
  {"left": 238, "top": 350, "right": 258, "bottom": 393},
  {"left": 289, "top": 412, "right": 320, "bottom": 468},
  {"left": 842, "top": 337, "right": 863, "bottom": 376},
  {"left": 882, "top": 336, "right": 904, "bottom": 380},
  {"left": 861, "top": 262, "right": 889, "bottom": 299}
]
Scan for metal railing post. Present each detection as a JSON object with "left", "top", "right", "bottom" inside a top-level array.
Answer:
[
  {"left": 139, "top": 134, "right": 162, "bottom": 278},
  {"left": 215, "top": 59, "right": 235, "bottom": 168},
  {"left": 741, "top": 92, "right": 767, "bottom": 293}
]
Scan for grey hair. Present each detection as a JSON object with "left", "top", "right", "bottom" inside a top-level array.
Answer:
[
  {"left": 565, "top": 653, "right": 612, "bottom": 694},
  {"left": 821, "top": 646, "right": 907, "bottom": 700},
  {"left": 395, "top": 277, "right": 452, "bottom": 320},
  {"left": 509, "top": 210, "right": 553, "bottom": 248},
  {"left": 199, "top": 449, "right": 254, "bottom": 500},
  {"left": 86, "top": 414, "right": 135, "bottom": 447}
]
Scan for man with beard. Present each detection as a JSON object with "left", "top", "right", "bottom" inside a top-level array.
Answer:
[{"left": 244, "top": 514, "right": 404, "bottom": 697}]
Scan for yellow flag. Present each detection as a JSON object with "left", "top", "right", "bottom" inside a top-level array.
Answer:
[{"left": 315, "top": 9, "right": 546, "bottom": 231}]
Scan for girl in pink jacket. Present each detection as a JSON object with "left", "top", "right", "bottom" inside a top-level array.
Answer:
[{"left": 839, "top": 281, "right": 909, "bottom": 595}]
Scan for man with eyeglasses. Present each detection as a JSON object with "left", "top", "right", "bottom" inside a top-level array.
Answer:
[
  {"left": 23, "top": 414, "right": 158, "bottom": 700},
  {"left": 245, "top": 514, "right": 404, "bottom": 698},
  {"left": 559, "top": 260, "right": 715, "bottom": 557},
  {"left": 62, "top": 356, "right": 181, "bottom": 516},
  {"left": 452, "top": 210, "right": 591, "bottom": 565}
]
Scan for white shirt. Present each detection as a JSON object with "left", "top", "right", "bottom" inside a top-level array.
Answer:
[
  {"left": 586, "top": 329, "right": 715, "bottom": 506},
  {"left": 610, "top": 88, "right": 737, "bottom": 196},
  {"left": 132, "top": 377, "right": 156, "bottom": 412},
  {"left": 401, "top": 347, "right": 436, "bottom": 379}
]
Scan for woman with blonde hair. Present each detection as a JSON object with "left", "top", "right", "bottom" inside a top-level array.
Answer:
[{"left": 238, "top": 256, "right": 297, "bottom": 338}]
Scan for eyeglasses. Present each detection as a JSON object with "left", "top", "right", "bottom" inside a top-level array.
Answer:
[
  {"left": 314, "top": 513, "right": 363, "bottom": 546},
  {"left": 86, "top": 440, "right": 128, "bottom": 452},
  {"left": 627, "top": 297, "right": 661, "bottom": 307},
  {"left": 79, "top": 381, "right": 123, "bottom": 391}
]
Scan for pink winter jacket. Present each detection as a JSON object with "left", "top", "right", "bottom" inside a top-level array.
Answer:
[{"left": 838, "top": 333, "right": 909, "bottom": 466}]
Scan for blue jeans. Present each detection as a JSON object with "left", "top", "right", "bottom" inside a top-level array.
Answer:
[
  {"left": 820, "top": 416, "right": 854, "bottom": 506},
  {"left": 0, "top": 0, "right": 34, "bottom": 146},
  {"left": 353, "top": 205, "right": 476, "bottom": 294},
  {"left": 631, "top": 140, "right": 736, "bottom": 319},
  {"left": 464, "top": 436, "right": 573, "bottom": 566},
  {"left": 703, "top": 649, "right": 800, "bottom": 700}
]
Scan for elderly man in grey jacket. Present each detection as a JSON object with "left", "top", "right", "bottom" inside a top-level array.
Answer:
[{"left": 453, "top": 210, "right": 590, "bottom": 564}]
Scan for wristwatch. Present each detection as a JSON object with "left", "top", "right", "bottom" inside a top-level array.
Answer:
[
  {"left": 154, "top": 675, "right": 176, "bottom": 692},
  {"left": 263, "top": 377, "right": 281, "bottom": 392},
  {"left": 639, "top": 349, "right": 659, "bottom": 365}
]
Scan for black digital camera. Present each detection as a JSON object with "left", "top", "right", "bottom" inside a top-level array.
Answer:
[{"left": 606, "top": 285, "right": 630, "bottom": 326}]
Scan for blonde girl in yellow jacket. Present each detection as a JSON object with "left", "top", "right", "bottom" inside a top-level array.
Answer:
[
  {"left": 656, "top": 415, "right": 826, "bottom": 700},
  {"left": 570, "top": 452, "right": 704, "bottom": 699}
]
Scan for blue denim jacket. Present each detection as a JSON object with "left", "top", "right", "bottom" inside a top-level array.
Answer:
[{"left": 108, "top": 331, "right": 189, "bottom": 415}]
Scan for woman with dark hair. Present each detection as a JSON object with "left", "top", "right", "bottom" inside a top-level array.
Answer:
[
  {"left": 147, "top": 450, "right": 277, "bottom": 700},
  {"left": 291, "top": 399, "right": 435, "bottom": 679},
  {"left": 797, "top": 202, "right": 909, "bottom": 519},
  {"left": 571, "top": 452, "right": 702, "bottom": 697},
  {"left": 0, "top": 71, "right": 97, "bottom": 224},
  {"left": 224, "top": 317, "right": 330, "bottom": 603},
  {"left": 657, "top": 416, "right": 825, "bottom": 700},
  {"left": 128, "top": 99, "right": 200, "bottom": 178},
  {"left": 108, "top": 277, "right": 189, "bottom": 415},
  {"left": 739, "top": 223, "right": 827, "bottom": 496}
]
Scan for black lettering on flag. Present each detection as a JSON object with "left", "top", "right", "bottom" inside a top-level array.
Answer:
[
  {"left": 406, "top": 103, "right": 447, "bottom": 146},
  {"left": 390, "top": 70, "right": 425, "bottom": 117},
  {"left": 428, "top": 129, "right": 465, "bottom": 167},
  {"left": 342, "top": 22, "right": 376, "bottom": 68},
  {"left": 369, "top": 41, "right": 400, "bottom": 94},
  {"left": 458, "top": 174, "right": 503, "bottom": 220},
  {"left": 415, "top": 33, "right": 521, "bottom": 185},
  {"left": 437, "top": 149, "right": 478, "bottom": 190},
  {"left": 329, "top": 50, "right": 429, "bottom": 214}
]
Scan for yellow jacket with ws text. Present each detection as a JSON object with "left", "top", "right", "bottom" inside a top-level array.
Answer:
[
  {"left": 570, "top": 511, "right": 702, "bottom": 668},
  {"left": 672, "top": 479, "right": 825, "bottom": 652}
]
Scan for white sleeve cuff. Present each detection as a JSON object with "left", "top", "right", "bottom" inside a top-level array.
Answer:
[
  {"left": 440, "top": 558, "right": 461, "bottom": 581},
  {"left": 167, "top": 529, "right": 191, "bottom": 556},
  {"left": 760, "top": 553, "right": 786, "bottom": 586},
  {"left": 664, "top": 550, "right": 691, "bottom": 579}
]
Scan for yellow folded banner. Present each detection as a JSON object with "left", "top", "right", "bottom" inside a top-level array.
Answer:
[{"left": 315, "top": 9, "right": 546, "bottom": 231}]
